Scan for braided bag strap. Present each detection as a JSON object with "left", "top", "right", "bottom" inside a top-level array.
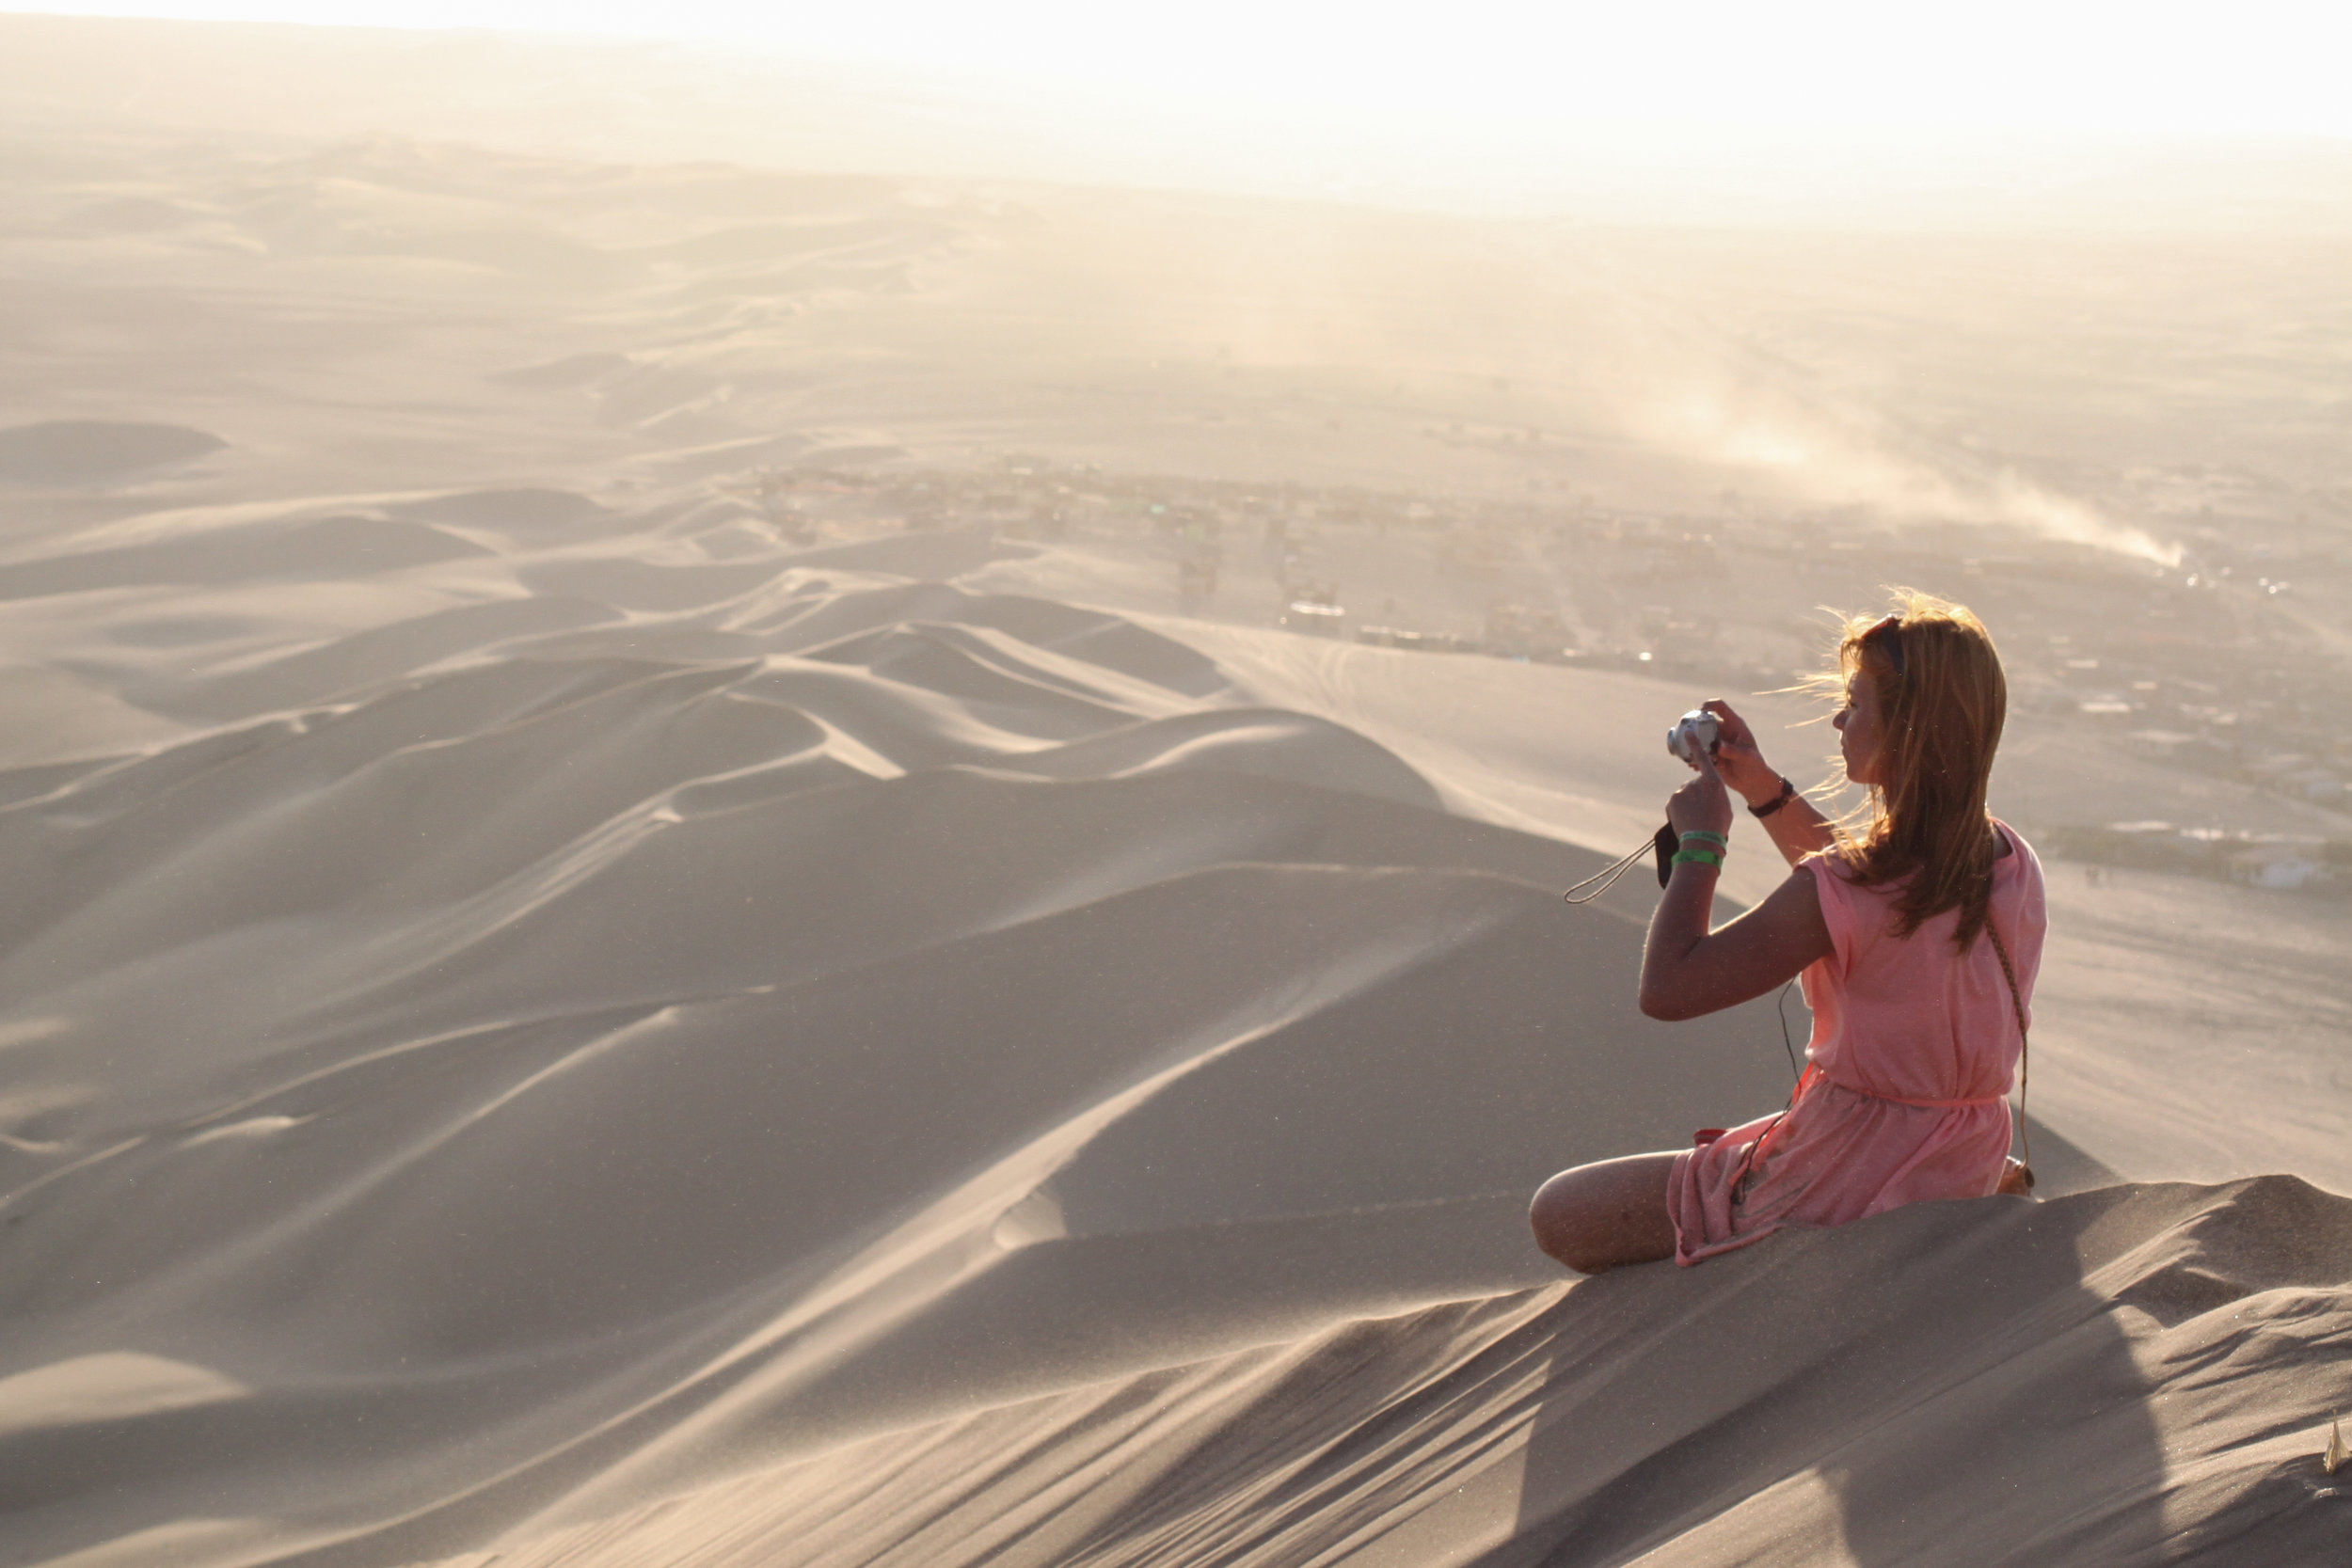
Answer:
[{"left": 1985, "top": 915, "right": 2032, "bottom": 1185}]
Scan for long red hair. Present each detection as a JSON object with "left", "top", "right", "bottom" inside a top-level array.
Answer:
[{"left": 1815, "top": 590, "right": 2009, "bottom": 948}]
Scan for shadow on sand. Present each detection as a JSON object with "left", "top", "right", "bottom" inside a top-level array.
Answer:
[{"left": 1499, "top": 1172, "right": 2352, "bottom": 1566}]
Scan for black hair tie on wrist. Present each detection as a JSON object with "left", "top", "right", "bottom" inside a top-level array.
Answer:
[{"left": 1749, "top": 777, "right": 1798, "bottom": 818}]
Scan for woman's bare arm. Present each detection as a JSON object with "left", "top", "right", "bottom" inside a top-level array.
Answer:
[
  {"left": 1640, "top": 864, "right": 1832, "bottom": 1021},
  {"left": 1749, "top": 789, "right": 1836, "bottom": 869},
  {"left": 1639, "top": 744, "right": 1835, "bottom": 1021},
  {"left": 1701, "top": 699, "right": 1836, "bottom": 868}
]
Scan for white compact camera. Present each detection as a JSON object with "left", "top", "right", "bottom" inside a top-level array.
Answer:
[{"left": 1666, "top": 708, "right": 1721, "bottom": 764}]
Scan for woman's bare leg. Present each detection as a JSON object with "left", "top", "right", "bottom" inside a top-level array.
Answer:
[{"left": 1529, "top": 1151, "right": 1681, "bottom": 1274}]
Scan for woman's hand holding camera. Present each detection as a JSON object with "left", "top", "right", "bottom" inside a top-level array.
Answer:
[
  {"left": 1690, "top": 698, "right": 1832, "bottom": 866},
  {"left": 1667, "top": 742, "right": 1735, "bottom": 841},
  {"left": 1667, "top": 699, "right": 1772, "bottom": 847},
  {"left": 1695, "top": 700, "right": 1782, "bottom": 809}
]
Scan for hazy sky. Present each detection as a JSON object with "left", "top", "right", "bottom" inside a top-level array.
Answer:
[{"left": 15, "top": 1, "right": 2352, "bottom": 141}]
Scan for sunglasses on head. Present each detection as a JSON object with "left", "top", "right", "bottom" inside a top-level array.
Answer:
[{"left": 1862, "top": 613, "right": 1907, "bottom": 680}]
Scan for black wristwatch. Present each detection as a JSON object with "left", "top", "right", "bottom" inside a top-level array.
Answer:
[{"left": 1749, "top": 777, "right": 1798, "bottom": 818}]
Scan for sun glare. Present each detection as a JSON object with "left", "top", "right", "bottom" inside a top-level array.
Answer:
[{"left": 13, "top": 0, "right": 2352, "bottom": 142}]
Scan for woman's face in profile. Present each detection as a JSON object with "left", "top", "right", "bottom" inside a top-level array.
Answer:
[{"left": 1835, "top": 669, "right": 1885, "bottom": 784}]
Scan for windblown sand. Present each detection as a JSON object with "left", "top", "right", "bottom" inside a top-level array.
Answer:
[{"left": 1, "top": 60, "right": 2347, "bottom": 1565}]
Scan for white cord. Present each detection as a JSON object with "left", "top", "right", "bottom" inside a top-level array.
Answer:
[{"left": 1560, "top": 833, "right": 1660, "bottom": 904}]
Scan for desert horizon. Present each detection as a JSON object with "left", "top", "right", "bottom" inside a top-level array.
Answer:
[{"left": 1, "top": 10, "right": 2348, "bottom": 1565}]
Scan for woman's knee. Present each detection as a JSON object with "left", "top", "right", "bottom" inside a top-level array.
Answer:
[
  {"left": 1528, "top": 1169, "right": 1581, "bottom": 1264},
  {"left": 1529, "top": 1155, "right": 1677, "bottom": 1275},
  {"left": 1528, "top": 1164, "right": 1619, "bottom": 1273}
]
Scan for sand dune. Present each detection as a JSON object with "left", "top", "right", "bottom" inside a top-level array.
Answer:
[
  {"left": 0, "top": 421, "right": 226, "bottom": 489},
  {"left": 421, "top": 1177, "right": 2352, "bottom": 1568},
  {"left": 1, "top": 71, "right": 2345, "bottom": 1566},
  {"left": 0, "top": 509, "right": 1770, "bottom": 1564},
  {"left": 0, "top": 498, "right": 2337, "bottom": 1566}
]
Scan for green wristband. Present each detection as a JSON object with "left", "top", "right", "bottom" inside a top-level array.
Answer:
[
  {"left": 1670, "top": 847, "right": 1724, "bottom": 870},
  {"left": 1678, "top": 830, "right": 1728, "bottom": 848}
]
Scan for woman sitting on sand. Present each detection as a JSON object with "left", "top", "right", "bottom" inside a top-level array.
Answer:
[{"left": 1530, "top": 591, "right": 2045, "bottom": 1272}]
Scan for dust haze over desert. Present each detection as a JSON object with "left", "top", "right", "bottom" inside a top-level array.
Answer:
[{"left": 1, "top": 6, "right": 2349, "bottom": 1564}]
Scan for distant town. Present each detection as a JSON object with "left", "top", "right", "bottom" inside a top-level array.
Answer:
[{"left": 726, "top": 454, "right": 2352, "bottom": 895}]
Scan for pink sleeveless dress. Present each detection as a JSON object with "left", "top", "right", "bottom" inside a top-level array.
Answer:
[{"left": 1667, "top": 821, "right": 2046, "bottom": 1266}]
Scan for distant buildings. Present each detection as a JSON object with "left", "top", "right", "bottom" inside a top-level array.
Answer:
[{"left": 2043, "top": 821, "right": 2345, "bottom": 896}]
